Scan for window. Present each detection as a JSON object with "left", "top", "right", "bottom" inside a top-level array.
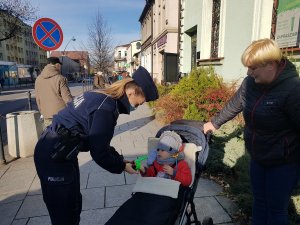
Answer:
[
  {"left": 0, "top": 53, "right": 3, "bottom": 60},
  {"left": 270, "top": 0, "right": 279, "bottom": 40},
  {"left": 210, "top": 0, "right": 221, "bottom": 58},
  {"left": 191, "top": 31, "right": 197, "bottom": 69}
]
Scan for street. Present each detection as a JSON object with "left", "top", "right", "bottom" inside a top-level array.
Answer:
[{"left": 0, "top": 97, "right": 235, "bottom": 225}]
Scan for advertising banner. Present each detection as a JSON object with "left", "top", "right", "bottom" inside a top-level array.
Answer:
[{"left": 275, "top": 0, "right": 300, "bottom": 48}]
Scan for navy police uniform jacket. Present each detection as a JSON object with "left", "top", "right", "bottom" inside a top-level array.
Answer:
[
  {"left": 211, "top": 59, "right": 300, "bottom": 167},
  {"left": 35, "top": 91, "right": 131, "bottom": 179}
]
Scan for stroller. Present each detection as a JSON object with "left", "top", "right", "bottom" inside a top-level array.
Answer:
[{"left": 106, "top": 120, "right": 213, "bottom": 225}]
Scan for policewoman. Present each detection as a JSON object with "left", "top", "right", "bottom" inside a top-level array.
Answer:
[{"left": 34, "top": 66, "right": 159, "bottom": 225}]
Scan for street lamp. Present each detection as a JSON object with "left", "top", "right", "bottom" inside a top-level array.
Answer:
[{"left": 62, "top": 36, "right": 76, "bottom": 76}]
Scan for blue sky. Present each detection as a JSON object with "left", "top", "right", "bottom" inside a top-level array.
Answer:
[{"left": 30, "top": 0, "right": 145, "bottom": 51}]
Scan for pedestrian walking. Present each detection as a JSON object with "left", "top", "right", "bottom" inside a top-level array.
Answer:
[
  {"left": 34, "top": 66, "right": 159, "bottom": 225},
  {"left": 93, "top": 71, "right": 105, "bottom": 89},
  {"left": 35, "top": 57, "right": 72, "bottom": 129},
  {"left": 204, "top": 38, "right": 300, "bottom": 225}
]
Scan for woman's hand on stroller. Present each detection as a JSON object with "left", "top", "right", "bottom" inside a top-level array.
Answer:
[
  {"left": 125, "top": 163, "right": 139, "bottom": 174},
  {"left": 203, "top": 122, "right": 216, "bottom": 134}
]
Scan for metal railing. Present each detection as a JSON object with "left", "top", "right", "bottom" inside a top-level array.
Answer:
[
  {"left": 1, "top": 79, "right": 35, "bottom": 90},
  {"left": 81, "top": 76, "right": 93, "bottom": 92}
]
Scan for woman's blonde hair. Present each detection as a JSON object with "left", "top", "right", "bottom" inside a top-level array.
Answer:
[
  {"left": 95, "top": 78, "right": 144, "bottom": 99},
  {"left": 241, "top": 38, "right": 282, "bottom": 67}
]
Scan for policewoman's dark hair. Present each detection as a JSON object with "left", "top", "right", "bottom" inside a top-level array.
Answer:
[{"left": 95, "top": 78, "right": 144, "bottom": 99}]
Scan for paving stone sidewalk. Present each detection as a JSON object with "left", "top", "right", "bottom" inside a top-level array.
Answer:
[{"left": 0, "top": 104, "right": 238, "bottom": 225}]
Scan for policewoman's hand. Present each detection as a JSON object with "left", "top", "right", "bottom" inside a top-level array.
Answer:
[{"left": 125, "top": 162, "right": 139, "bottom": 174}]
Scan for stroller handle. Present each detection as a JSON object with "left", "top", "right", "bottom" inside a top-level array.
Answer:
[{"left": 205, "top": 130, "right": 213, "bottom": 144}]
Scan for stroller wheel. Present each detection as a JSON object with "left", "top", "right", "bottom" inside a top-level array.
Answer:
[{"left": 202, "top": 216, "right": 213, "bottom": 225}]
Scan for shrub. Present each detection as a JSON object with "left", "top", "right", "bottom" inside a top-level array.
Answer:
[
  {"left": 156, "top": 83, "right": 174, "bottom": 97},
  {"left": 154, "top": 94, "right": 185, "bottom": 124},
  {"left": 153, "top": 67, "right": 230, "bottom": 123},
  {"left": 170, "top": 67, "right": 223, "bottom": 103},
  {"left": 183, "top": 102, "right": 206, "bottom": 121},
  {"left": 148, "top": 84, "right": 175, "bottom": 109},
  {"left": 197, "top": 83, "right": 237, "bottom": 120}
]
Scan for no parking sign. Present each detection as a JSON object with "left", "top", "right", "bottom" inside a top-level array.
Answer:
[{"left": 32, "top": 18, "right": 63, "bottom": 51}]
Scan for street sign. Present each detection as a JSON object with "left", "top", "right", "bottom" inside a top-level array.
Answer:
[{"left": 32, "top": 18, "right": 63, "bottom": 51}]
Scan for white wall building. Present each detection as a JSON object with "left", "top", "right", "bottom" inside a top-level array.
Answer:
[
  {"left": 152, "top": 0, "right": 179, "bottom": 83},
  {"left": 114, "top": 44, "right": 130, "bottom": 71},
  {"left": 179, "top": 0, "right": 279, "bottom": 82},
  {"left": 126, "top": 40, "right": 141, "bottom": 75},
  {"left": 139, "top": 1, "right": 153, "bottom": 75}
]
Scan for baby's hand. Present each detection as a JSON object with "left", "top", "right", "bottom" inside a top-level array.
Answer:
[
  {"left": 163, "top": 165, "right": 173, "bottom": 176},
  {"left": 139, "top": 165, "right": 146, "bottom": 174}
]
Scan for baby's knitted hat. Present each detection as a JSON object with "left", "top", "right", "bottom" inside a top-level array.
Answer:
[{"left": 157, "top": 131, "right": 182, "bottom": 154}]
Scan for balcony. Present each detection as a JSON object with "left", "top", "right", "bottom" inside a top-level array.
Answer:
[{"left": 114, "top": 55, "right": 127, "bottom": 61}]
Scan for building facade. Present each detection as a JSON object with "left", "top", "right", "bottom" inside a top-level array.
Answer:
[
  {"left": 126, "top": 40, "right": 141, "bottom": 75},
  {"left": 50, "top": 51, "right": 90, "bottom": 79},
  {"left": 139, "top": 0, "right": 180, "bottom": 84},
  {"left": 114, "top": 44, "right": 130, "bottom": 72},
  {"left": 0, "top": 15, "right": 47, "bottom": 85},
  {"left": 152, "top": 0, "right": 179, "bottom": 83},
  {"left": 139, "top": 0, "right": 153, "bottom": 75},
  {"left": 179, "top": 0, "right": 300, "bottom": 82}
]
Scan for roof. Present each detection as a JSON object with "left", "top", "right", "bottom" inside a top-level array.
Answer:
[
  {"left": 139, "top": 0, "right": 154, "bottom": 22},
  {"left": 115, "top": 44, "right": 130, "bottom": 48}
]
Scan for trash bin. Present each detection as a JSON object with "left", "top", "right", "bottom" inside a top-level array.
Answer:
[{"left": 6, "top": 110, "right": 43, "bottom": 158}]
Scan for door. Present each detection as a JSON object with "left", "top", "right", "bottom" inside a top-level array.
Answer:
[{"left": 164, "top": 53, "right": 178, "bottom": 82}]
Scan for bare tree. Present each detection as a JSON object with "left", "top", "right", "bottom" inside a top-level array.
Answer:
[
  {"left": 0, "top": 0, "right": 37, "bottom": 42},
  {"left": 88, "top": 11, "right": 114, "bottom": 74}
]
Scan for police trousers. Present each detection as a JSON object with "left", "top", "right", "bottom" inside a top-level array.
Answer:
[{"left": 34, "top": 130, "right": 82, "bottom": 225}]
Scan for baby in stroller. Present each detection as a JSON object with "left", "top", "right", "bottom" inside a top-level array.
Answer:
[
  {"left": 139, "top": 131, "right": 192, "bottom": 187},
  {"left": 106, "top": 120, "right": 213, "bottom": 225}
]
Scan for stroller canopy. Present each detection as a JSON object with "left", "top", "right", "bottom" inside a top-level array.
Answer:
[{"left": 156, "top": 120, "right": 209, "bottom": 166}]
